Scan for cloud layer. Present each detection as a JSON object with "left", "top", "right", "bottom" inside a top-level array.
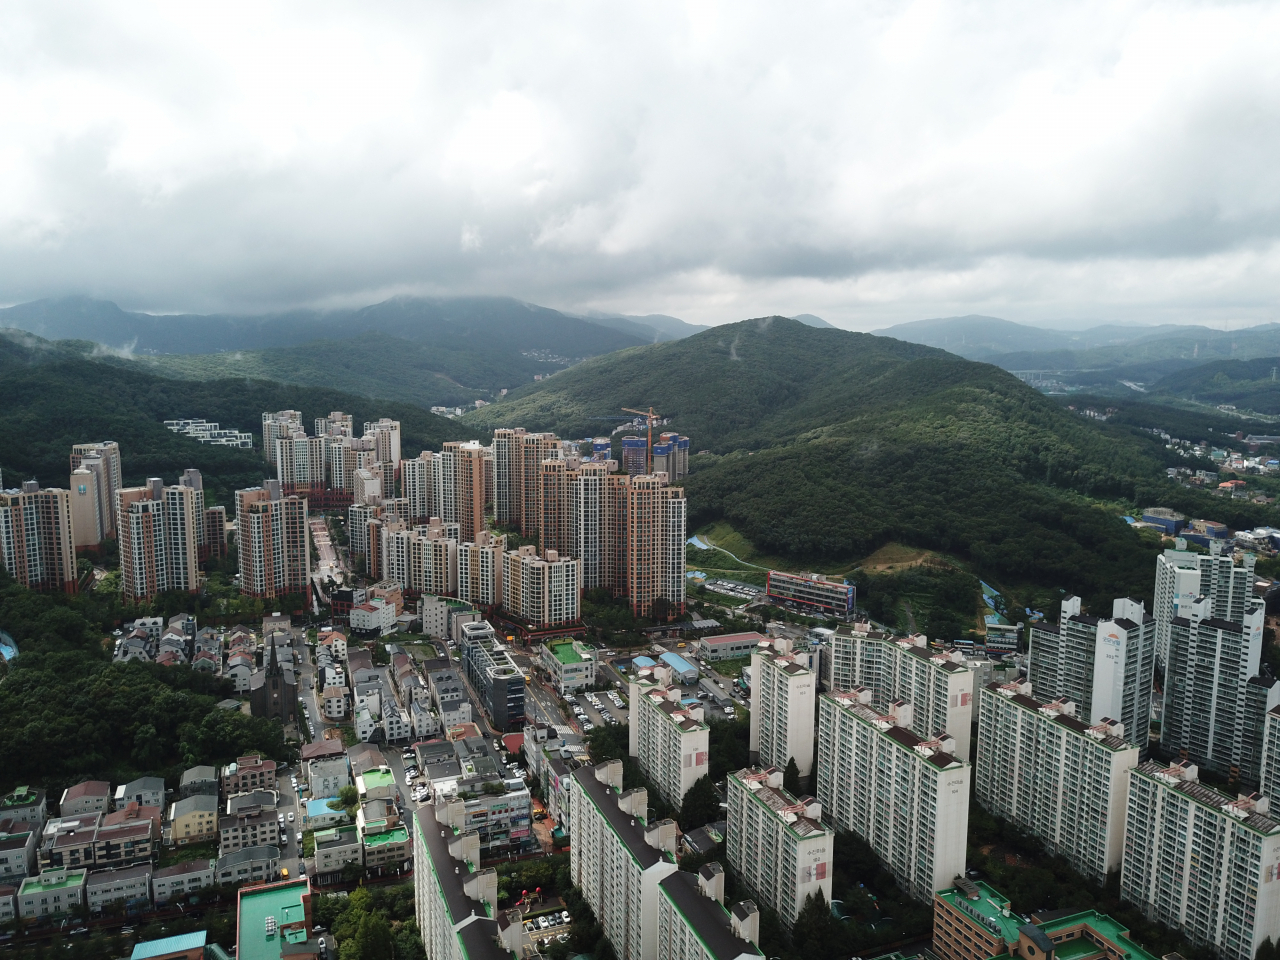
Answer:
[{"left": 2, "top": 1, "right": 1279, "bottom": 328}]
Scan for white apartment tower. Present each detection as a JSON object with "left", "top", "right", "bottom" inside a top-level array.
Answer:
[
  {"left": 261, "top": 410, "right": 303, "bottom": 466},
  {"left": 655, "top": 864, "right": 762, "bottom": 960},
  {"left": 1122, "top": 760, "right": 1280, "bottom": 960},
  {"left": 1162, "top": 597, "right": 1273, "bottom": 781},
  {"left": 629, "top": 665, "right": 711, "bottom": 807},
  {"left": 458, "top": 531, "right": 505, "bottom": 608},
  {"left": 362, "top": 418, "right": 402, "bottom": 466},
  {"left": 570, "top": 761, "right": 679, "bottom": 960},
  {"left": 275, "top": 433, "right": 327, "bottom": 488},
  {"left": 400, "top": 453, "right": 435, "bottom": 523},
  {"left": 824, "top": 623, "right": 974, "bottom": 761},
  {"left": 815, "top": 690, "right": 969, "bottom": 901},
  {"left": 1153, "top": 541, "right": 1256, "bottom": 664},
  {"left": 381, "top": 519, "right": 458, "bottom": 598},
  {"left": 315, "top": 411, "right": 353, "bottom": 438},
  {"left": 69, "top": 465, "right": 104, "bottom": 548},
  {"left": 975, "top": 679, "right": 1138, "bottom": 884},
  {"left": 501, "top": 545, "right": 581, "bottom": 627},
  {"left": 749, "top": 637, "right": 817, "bottom": 781},
  {"left": 725, "top": 767, "right": 833, "bottom": 927},
  {"left": 1263, "top": 707, "right": 1280, "bottom": 804},
  {"left": 1027, "top": 596, "right": 1156, "bottom": 749}
]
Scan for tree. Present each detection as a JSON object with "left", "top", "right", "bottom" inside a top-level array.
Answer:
[
  {"left": 1257, "top": 939, "right": 1279, "bottom": 960},
  {"left": 783, "top": 756, "right": 801, "bottom": 796},
  {"left": 350, "top": 912, "right": 394, "bottom": 960},
  {"left": 329, "top": 784, "right": 360, "bottom": 818},
  {"left": 679, "top": 775, "right": 720, "bottom": 832}
]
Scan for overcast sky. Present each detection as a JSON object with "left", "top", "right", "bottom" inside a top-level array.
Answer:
[{"left": 3, "top": 1, "right": 1279, "bottom": 330}]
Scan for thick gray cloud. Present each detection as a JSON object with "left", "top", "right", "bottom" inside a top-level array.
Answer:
[{"left": 2, "top": 0, "right": 1279, "bottom": 329}]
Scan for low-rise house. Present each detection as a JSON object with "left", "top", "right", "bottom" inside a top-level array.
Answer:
[
  {"left": 150, "top": 859, "right": 213, "bottom": 906},
  {"left": 179, "top": 766, "right": 219, "bottom": 799},
  {"left": 113, "top": 636, "right": 153, "bottom": 663},
  {"left": 86, "top": 864, "right": 152, "bottom": 914},
  {"left": 221, "top": 755, "right": 277, "bottom": 797},
  {"left": 383, "top": 706, "right": 412, "bottom": 743},
  {"left": 348, "top": 649, "right": 380, "bottom": 684},
  {"left": 0, "top": 787, "right": 47, "bottom": 829},
  {"left": 0, "top": 885, "right": 14, "bottom": 924},
  {"left": 318, "top": 630, "right": 348, "bottom": 661},
  {"left": 18, "top": 867, "right": 87, "bottom": 919},
  {"left": 168, "top": 795, "right": 218, "bottom": 846},
  {"left": 225, "top": 655, "right": 254, "bottom": 694},
  {"left": 104, "top": 802, "right": 163, "bottom": 838},
  {"left": 60, "top": 780, "right": 111, "bottom": 817},
  {"left": 303, "top": 798, "right": 349, "bottom": 831},
  {"left": 218, "top": 809, "right": 279, "bottom": 854},
  {"left": 355, "top": 706, "right": 380, "bottom": 743},
  {"left": 356, "top": 768, "right": 397, "bottom": 803},
  {"left": 116, "top": 777, "right": 165, "bottom": 810},
  {"left": 214, "top": 844, "right": 279, "bottom": 886},
  {"left": 226, "top": 790, "right": 278, "bottom": 815},
  {"left": 356, "top": 801, "right": 409, "bottom": 873},
  {"left": 93, "top": 820, "right": 156, "bottom": 869},
  {"left": 411, "top": 700, "right": 442, "bottom": 739},
  {"left": 302, "top": 742, "right": 351, "bottom": 797},
  {"left": 322, "top": 686, "right": 349, "bottom": 719},
  {"left": 192, "top": 650, "right": 219, "bottom": 673},
  {"left": 313, "top": 825, "right": 363, "bottom": 878},
  {"left": 346, "top": 742, "right": 383, "bottom": 778},
  {"left": 39, "top": 814, "right": 100, "bottom": 870},
  {"left": 0, "top": 819, "right": 38, "bottom": 884}
]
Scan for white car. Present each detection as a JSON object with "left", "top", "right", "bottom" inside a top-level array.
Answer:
[{"left": 287, "top": 812, "right": 295, "bottom": 823}]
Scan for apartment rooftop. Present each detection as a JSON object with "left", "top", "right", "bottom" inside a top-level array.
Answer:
[
  {"left": 413, "top": 804, "right": 508, "bottom": 959},
  {"left": 363, "top": 826, "right": 409, "bottom": 848},
  {"left": 236, "top": 879, "right": 315, "bottom": 960},
  {"left": 824, "top": 691, "right": 964, "bottom": 769},
  {"left": 730, "top": 769, "right": 829, "bottom": 839},
  {"left": 1135, "top": 761, "right": 1280, "bottom": 835},
  {"left": 659, "top": 870, "right": 763, "bottom": 960},
  {"left": 573, "top": 767, "right": 673, "bottom": 870},
  {"left": 937, "top": 879, "right": 1024, "bottom": 946},
  {"left": 987, "top": 682, "right": 1133, "bottom": 751}
]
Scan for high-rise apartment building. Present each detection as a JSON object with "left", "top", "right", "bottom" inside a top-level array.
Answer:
[
  {"left": 117, "top": 477, "right": 201, "bottom": 602},
  {"left": 400, "top": 453, "right": 435, "bottom": 524},
  {"left": 382, "top": 519, "right": 458, "bottom": 598},
  {"left": 975, "top": 680, "right": 1137, "bottom": 884},
  {"left": 0, "top": 481, "right": 77, "bottom": 593},
  {"left": 442, "top": 441, "right": 487, "bottom": 544},
  {"left": 517, "top": 432, "right": 561, "bottom": 538},
  {"left": 570, "top": 761, "right": 679, "bottom": 960},
  {"left": 261, "top": 411, "right": 303, "bottom": 467},
  {"left": 656, "top": 864, "right": 762, "bottom": 960},
  {"left": 749, "top": 638, "right": 817, "bottom": 782},
  {"left": 69, "top": 441, "right": 122, "bottom": 538},
  {"left": 815, "top": 690, "right": 969, "bottom": 901},
  {"left": 824, "top": 623, "right": 974, "bottom": 760},
  {"left": 621, "top": 436, "right": 648, "bottom": 476},
  {"left": 236, "top": 481, "right": 310, "bottom": 601},
  {"left": 315, "top": 411, "right": 353, "bottom": 438},
  {"left": 1122, "top": 760, "right": 1280, "bottom": 960},
  {"left": 725, "top": 767, "right": 833, "bottom": 927},
  {"left": 626, "top": 475, "right": 686, "bottom": 619},
  {"left": 1153, "top": 541, "right": 1256, "bottom": 665},
  {"left": 501, "top": 545, "right": 580, "bottom": 628},
  {"left": 412, "top": 803, "right": 507, "bottom": 960},
  {"left": 1262, "top": 707, "right": 1280, "bottom": 803},
  {"left": 572, "top": 461, "right": 614, "bottom": 591},
  {"left": 651, "top": 433, "right": 690, "bottom": 482},
  {"left": 1027, "top": 596, "right": 1156, "bottom": 749},
  {"left": 275, "top": 433, "right": 327, "bottom": 492},
  {"left": 69, "top": 466, "right": 103, "bottom": 548},
  {"left": 629, "top": 665, "right": 710, "bottom": 807},
  {"left": 458, "top": 531, "right": 505, "bottom": 608},
  {"left": 361, "top": 418, "right": 401, "bottom": 466},
  {"left": 1161, "top": 596, "right": 1274, "bottom": 781}
]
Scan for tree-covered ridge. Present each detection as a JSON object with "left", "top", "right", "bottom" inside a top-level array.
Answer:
[
  {"left": 0, "top": 334, "right": 468, "bottom": 504},
  {"left": 1148, "top": 355, "right": 1280, "bottom": 414}
]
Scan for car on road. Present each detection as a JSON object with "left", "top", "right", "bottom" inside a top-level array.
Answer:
[
  {"left": 287, "top": 812, "right": 295, "bottom": 823},
  {"left": 296, "top": 831, "right": 303, "bottom": 843},
  {"left": 69, "top": 927, "right": 89, "bottom": 936}
]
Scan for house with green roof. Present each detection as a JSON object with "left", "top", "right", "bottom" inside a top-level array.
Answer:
[
  {"left": 17, "top": 866, "right": 87, "bottom": 919},
  {"left": 540, "top": 639, "right": 596, "bottom": 694},
  {"left": 235, "top": 878, "right": 320, "bottom": 960}
]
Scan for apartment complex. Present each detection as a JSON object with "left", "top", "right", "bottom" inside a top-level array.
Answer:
[
  {"left": 501, "top": 545, "right": 581, "bottom": 627},
  {"left": 0, "top": 482, "right": 77, "bottom": 593},
  {"left": 1122, "top": 761, "right": 1280, "bottom": 960},
  {"left": 570, "top": 761, "right": 680, "bottom": 960},
  {"left": 69, "top": 441, "right": 122, "bottom": 540},
  {"left": 824, "top": 623, "right": 974, "bottom": 761},
  {"left": 1027, "top": 597, "right": 1156, "bottom": 747},
  {"left": 116, "top": 477, "right": 202, "bottom": 602},
  {"left": 381, "top": 519, "right": 459, "bottom": 599},
  {"left": 1153, "top": 540, "right": 1256, "bottom": 664},
  {"left": 630, "top": 665, "right": 711, "bottom": 807},
  {"left": 235, "top": 481, "right": 310, "bottom": 601},
  {"left": 975, "top": 680, "right": 1138, "bottom": 884},
  {"left": 1262, "top": 706, "right": 1280, "bottom": 803},
  {"left": 815, "top": 690, "right": 969, "bottom": 900},
  {"left": 1161, "top": 597, "right": 1273, "bottom": 781},
  {"left": 725, "top": 767, "right": 833, "bottom": 927},
  {"left": 748, "top": 637, "right": 817, "bottom": 781},
  {"left": 655, "top": 864, "right": 762, "bottom": 960},
  {"left": 261, "top": 411, "right": 303, "bottom": 468}
]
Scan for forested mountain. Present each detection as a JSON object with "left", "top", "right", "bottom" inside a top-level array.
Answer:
[
  {"left": 989, "top": 324, "right": 1280, "bottom": 372},
  {"left": 877, "top": 314, "right": 1196, "bottom": 361},
  {"left": 0, "top": 330, "right": 467, "bottom": 506},
  {"left": 1148, "top": 357, "right": 1280, "bottom": 414},
  {"left": 467, "top": 317, "right": 1274, "bottom": 608}
]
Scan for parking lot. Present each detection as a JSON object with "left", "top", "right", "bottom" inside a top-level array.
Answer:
[
  {"left": 565, "top": 688, "right": 627, "bottom": 732},
  {"left": 523, "top": 909, "right": 573, "bottom": 954}
]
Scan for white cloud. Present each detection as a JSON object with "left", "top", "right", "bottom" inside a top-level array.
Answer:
[{"left": 0, "top": 0, "right": 1278, "bottom": 328}]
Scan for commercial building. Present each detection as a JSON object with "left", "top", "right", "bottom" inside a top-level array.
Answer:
[
  {"left": 975, "top": 680, "right": 1138, "bottom": 884},
  {"left": 1027, "top": 597, "right": 1156, "bottom": 749},
  {"left": 571, "top": 761, "right": 680, "bottom": 960},
  {"left": 1161, "top": 597, "right": 1273, "bottom": 781},
  {"left": 765, "top": 570, "right": 854, "bottom": 616},
  {"left": 1122, "top": 761, "right": 1280, "bottom": 960},
  {"left": 116, "top": 477, "right": 201, "bottom": 603},
  {"left": 350, "top": 598, "right": 397, "bottom": 637},
  {"left": 725, "top": 767, "right": 832, "bottom": 927},
  {"left": 501, "top": 545, "right": 581, "bottom": 628},
  {"left": 234, "top": 877, "right": 322, "bottom": 960},
  {"left": 1153, "top": 540, "right": 1256, "bottom": 665},
  {"left": 70, "top": 441, "right": 123, "bottom": 539},
  {"left": 357, "top": 801, "right": 410, "bottom": 873},
  {"left": 815, "top": 690, "right": 968, "bottom": 901},
  {"left": 458, "top": 621, "right": 526, "bottom": 730},
  {"left": 412, "top": 801, "right": 508, "bottom": 960},
  {"left": 0, "top": 482, "right": 77, "bottom": 593},
  {"left": 630, "top": 666, "right": 711, "bottom": 807},
  {"left": 655, "top": 863, "right": 762, "bottom": 960},
  {"left": 824, "top": 623, "right": 975, "bottom": 761},
  {"left": 699, "top": 632, "right": 767, "bottom": 662},
  {"left": 235, "top": 481, "right": 310, "bottom": 601},
  {"left": 749, "top": 637, "right": 817, "bottom": 781},
  {"left": 541, "top": 639, "right": 597, "bottom": 694}
]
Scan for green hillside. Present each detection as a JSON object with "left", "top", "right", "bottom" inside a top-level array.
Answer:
[
  {"left": 0, "top": 330, "right": 468, "bottom": 506},
  {"left": 467, "top": 317, "right": 1276, "bottom": 609},
  {"left": 991, "top": 324, "right": 1280, "bottom": 372},
  {"left": 1148, "top": 357, "right": 1280, "bottom": 414}
]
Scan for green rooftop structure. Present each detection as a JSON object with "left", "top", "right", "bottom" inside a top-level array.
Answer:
[
  {"left": 540, "top": 638, "right": 596, "bottom": 694},
  {"left": 549, "top": 640, "right": 585, "bottom": 664},
  {"left": 130, "top": 931, "right": 207, "bottom": 959},
  {"left": 235, "top": 878, "right": 318, "bottom": 960}
]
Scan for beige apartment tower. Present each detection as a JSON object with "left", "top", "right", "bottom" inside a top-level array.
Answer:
[
  {"left": 117, "top": 477, "right": 201, "bottom": 603},
  {"left": 236, "top": 480, "right": 310, "bottom": 600},
  {"left": 69, "top": 441, "right": 122, "bottom": 538},
  {"left": 0, "top": 481, "right": 77, "bottom": 593}
]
